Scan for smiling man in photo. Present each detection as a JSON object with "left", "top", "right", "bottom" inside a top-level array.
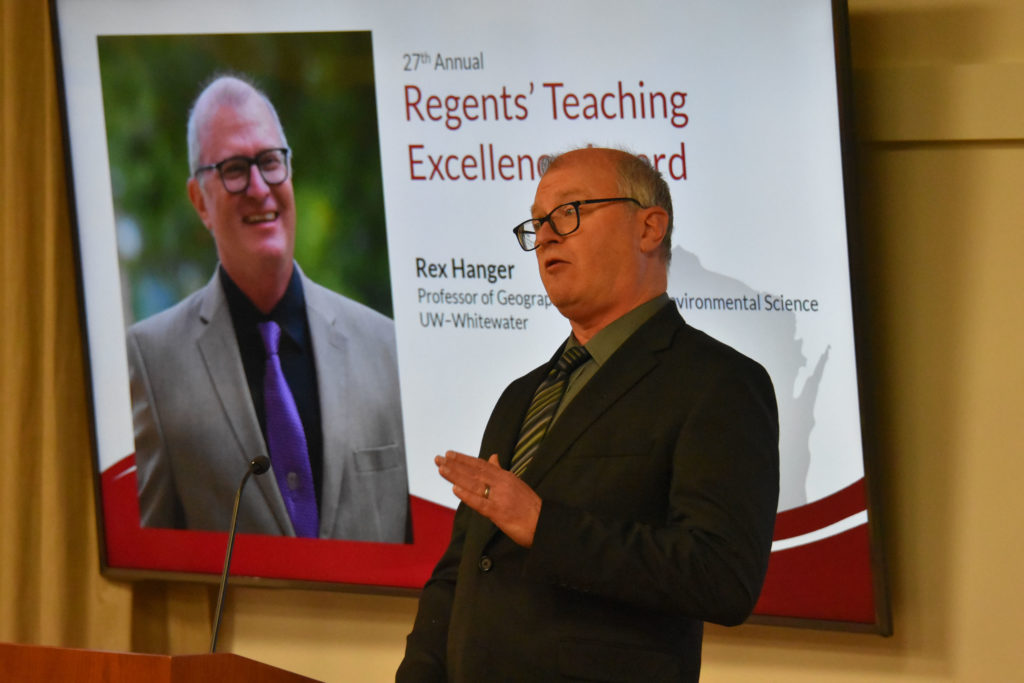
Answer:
[{"left": 127, "top": 75, "right": 409, "bottom": 542}]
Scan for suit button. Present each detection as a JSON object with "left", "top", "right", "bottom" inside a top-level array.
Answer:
[{"left": 478, "top": 555, "right": 493, "bottom": 573}]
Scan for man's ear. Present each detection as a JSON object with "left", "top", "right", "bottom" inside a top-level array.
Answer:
[
  {"left": 638, "top": 206, "right": 670, "bottom": 255},
  {"left": 187, "top": 177, "right": 212, "bottom": 231}
]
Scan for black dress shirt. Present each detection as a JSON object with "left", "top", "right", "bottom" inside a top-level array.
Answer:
[{"left": 219, "top": 266, "right": 324, "bottom": 508}]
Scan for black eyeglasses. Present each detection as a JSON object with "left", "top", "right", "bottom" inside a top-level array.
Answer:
[
  {"left": 512, "top": 197, "right": 643, "bottom": 251},
  {"left": 193, "top": 148, "right": 291, "bottom": 194}
]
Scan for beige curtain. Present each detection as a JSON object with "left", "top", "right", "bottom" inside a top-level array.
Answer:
[{"left": 0, "top": 0, "right": 211, "bottom": 654}]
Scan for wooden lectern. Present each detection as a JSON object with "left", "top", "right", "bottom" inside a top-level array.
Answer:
[{"left": 0, "top": 642, "right": 322, "bottom": 682}]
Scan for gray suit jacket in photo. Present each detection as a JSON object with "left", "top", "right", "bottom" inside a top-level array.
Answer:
[{"left": 127, "top": 266, "right": 409, "bottom": 542}]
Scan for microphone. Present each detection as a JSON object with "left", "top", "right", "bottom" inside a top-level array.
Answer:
[{"left": 209, "top": 455, "right": 271, "bottom": 653}]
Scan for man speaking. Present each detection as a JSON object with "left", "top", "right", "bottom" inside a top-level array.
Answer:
[
  {"left": 128, "top": 75, "right": 408, "bottom": 542},
  {"left": 398, "top": 147, "right": 779, "bottom": 680}
]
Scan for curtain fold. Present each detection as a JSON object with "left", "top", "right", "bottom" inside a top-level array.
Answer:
[{"left": 0, "top": 0, "right": 202, "bottom": 653}]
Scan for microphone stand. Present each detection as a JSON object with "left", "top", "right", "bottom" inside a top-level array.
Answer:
[{"left": 210, "top": 455, "right": 270, "bottom": 653}]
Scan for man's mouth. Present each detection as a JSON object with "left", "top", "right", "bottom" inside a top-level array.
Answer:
[
  {"left": 543, "top": 256, "right": 568, "bottom": 270},
  {"left": 243, "top": 211, "right": 278, "bottom": 224}
]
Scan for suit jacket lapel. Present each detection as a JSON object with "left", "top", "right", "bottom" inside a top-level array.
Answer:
[
  {"left": 519, "top": 305, "right": 683, "bottom": 495},
  {"left": 302, "top": 273, "right": 352, "bottom": 538},
  {"left": 481, "top": 302, "right": 683, "bottom": 551},
  {"left": 465, "top": 365, "right": 544, "bottom": 552},
  {"left": 494, "top": 365, "right": 548, "bottom": 471},
  {"left": 195, "top": 273, "right": 294, "bottom": 535}
]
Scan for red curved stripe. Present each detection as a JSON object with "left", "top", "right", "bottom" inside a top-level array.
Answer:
[
  {"left": 104, "top": 456, "right": 880, "bottom": 623},
  {"left": 755, "top": 523, "right": 876, "bottom": 623},
  {"left": 101, "top": 455, "right": 454, "bottom": 587},
  {"left": 772, "top": 478, "right": 867, "bottom": 540}
]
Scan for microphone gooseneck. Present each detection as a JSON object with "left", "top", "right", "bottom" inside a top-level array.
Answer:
[{"left": 209, "top": 455, "right": 270, "bottom": 653}]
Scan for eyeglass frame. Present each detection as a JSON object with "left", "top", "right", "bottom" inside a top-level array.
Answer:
[
  {"left": 192, "top": 147, "right": 292, "bottom": 194},
  {"left": 512, "top": 197, "right": 643, "bottom": 251}
]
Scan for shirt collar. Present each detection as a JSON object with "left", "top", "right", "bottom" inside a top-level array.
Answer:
[
  {"left": 219, "top": 264, "right": 309, "bottom": 350},
  {"left": 569, "top": 293, "right": 670, "bottom": 366}
]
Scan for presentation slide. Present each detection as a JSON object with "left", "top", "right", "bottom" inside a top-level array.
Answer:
[{"left": 54, "top": 0, "right": 884, "bottom": 628}]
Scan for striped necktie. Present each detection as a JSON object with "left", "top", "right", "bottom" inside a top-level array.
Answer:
[{"left": 509, "top": 345, "right": 591, "bottom": 477}]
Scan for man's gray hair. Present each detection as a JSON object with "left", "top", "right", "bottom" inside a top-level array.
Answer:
[
  {"left": 541, "top": 146, "right": 674, "bottom": 263},
  {"left": 186, "top": 74, "right": 289, "bottom": 177}
]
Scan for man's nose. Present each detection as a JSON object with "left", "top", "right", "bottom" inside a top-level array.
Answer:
[
  {"left": 245, "top": 163, "right": 270, "bottom": 196},
  {"left": 534, "top": 219, "right": 562, "bottom": 248}
]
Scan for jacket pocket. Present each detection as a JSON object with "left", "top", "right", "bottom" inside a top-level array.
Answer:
[{"left": 353, "top": 444, "right": 403, "bottom": 472}]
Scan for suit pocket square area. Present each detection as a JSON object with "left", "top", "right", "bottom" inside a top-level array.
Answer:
[{"left": 353, "top": 444, "right": 403, "bottom": 472}]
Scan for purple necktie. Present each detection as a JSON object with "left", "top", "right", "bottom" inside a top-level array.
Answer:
[{"left": 258, "top": 321, "right": 319, "bottom": 538}]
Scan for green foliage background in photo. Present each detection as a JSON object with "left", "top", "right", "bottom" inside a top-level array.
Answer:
[{"left": 98, "top": 31, "right": 392, "bottom": 323}]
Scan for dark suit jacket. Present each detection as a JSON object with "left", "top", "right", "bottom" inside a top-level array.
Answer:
[
  {"left": 128, "top": 266, "right": 409, "bottom": 541},
  {"left": 398, "top": 302, "right": 779, "bottom": 682}
]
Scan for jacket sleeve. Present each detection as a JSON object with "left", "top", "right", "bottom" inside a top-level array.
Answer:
[
  {"left": 396, "top": 372, "right": 536, "bottom": 681},
  {"left": 395, "top": 500, "right": 471, "bottom": 683}
]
